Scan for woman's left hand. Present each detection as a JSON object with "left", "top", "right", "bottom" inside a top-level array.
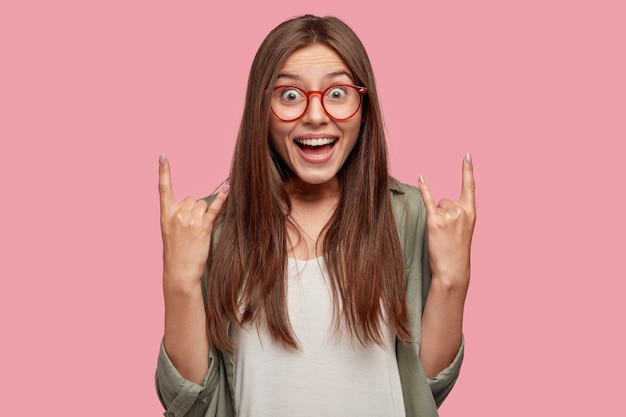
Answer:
[{"left": 418, "top": 154, "right": 476, "bottom": 291}]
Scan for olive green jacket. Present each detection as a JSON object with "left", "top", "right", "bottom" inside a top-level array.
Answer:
[{"left": 156, "top": 180, "right": 464, "bottom": 417}]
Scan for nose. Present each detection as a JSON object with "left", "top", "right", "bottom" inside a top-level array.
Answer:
[{"left": 301, "top": 92, "right": 330, "bottom": 125}]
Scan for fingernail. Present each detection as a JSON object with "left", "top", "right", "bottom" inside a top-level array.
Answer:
[
  {"left": 159, "top": 154, "right": 166, "bottom": 166},
  {"left": 221, "top": 180, "right": 230, "bottom": 194},
  {"left": 419, "top": 175, "right": 425, "bottom": 184},
  {"left": 465, "top": 152, "right": 472, "bottom": 164}
]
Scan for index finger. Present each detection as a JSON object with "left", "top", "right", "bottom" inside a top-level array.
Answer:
[
  {"left": 158, "top": 154, "right": 176, "bottom": 211},
  {"left": 459, "top": 152, "right": 476, "bottom": 208}
]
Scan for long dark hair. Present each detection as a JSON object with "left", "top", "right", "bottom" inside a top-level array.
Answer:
[{"left": 206, "top": 15, "right": 410, "bottom": 354}]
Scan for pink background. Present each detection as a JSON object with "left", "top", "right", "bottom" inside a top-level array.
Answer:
[{"left": 1, "top": 0, "right": 624, "bottom": 415}]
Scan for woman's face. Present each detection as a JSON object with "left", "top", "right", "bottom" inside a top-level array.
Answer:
[{"left": 268, "top": 44, "right": 362, "bottom": 189}]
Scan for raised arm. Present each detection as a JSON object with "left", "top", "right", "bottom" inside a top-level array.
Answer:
[
  {"left": 418, "top": 153, "right": 476, "bottom": 379},
  {"left": 159, "top": 154, "right": 229, "bottom": 384}
]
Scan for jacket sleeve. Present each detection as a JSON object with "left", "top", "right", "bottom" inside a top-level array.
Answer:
[
  {"left": 427, "top": 336, "right": 464, "bottom": 407},
  {"left": 155, "top": 341, "right": 223, "bottom": 417}
]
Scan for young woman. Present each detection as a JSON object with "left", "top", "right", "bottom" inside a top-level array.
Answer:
[{"left": 156, "top": 14, "right": 476, "bottom": 417}]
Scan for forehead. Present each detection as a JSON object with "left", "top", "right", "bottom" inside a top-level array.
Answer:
[{"left": 278, "top": 44, "right": 352, "bottom": 80}]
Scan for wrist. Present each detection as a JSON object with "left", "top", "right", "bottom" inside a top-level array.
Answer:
[
  {"left": 163, "top": 274, "right": 204, "bottom": 298},
  {"left": 430, "top": 272, "right": 470, "bottom": 294}
]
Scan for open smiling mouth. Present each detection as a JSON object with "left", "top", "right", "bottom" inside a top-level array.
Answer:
[{"left": 295, "top": 138, "right": 337, "bottom": 156}]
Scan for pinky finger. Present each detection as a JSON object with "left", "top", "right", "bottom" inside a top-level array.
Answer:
[
  {"left": 418, "top": 176, "right": 437, "bottom": 216},
  {"left": 204, "top": 182, "right": 230, "bottom": 224}
]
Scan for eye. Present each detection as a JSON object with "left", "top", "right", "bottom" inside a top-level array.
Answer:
[
  {"left": 278, "top": 87, "right": 304, "bottom": 103},
  {"left": 326, "top": 86, "right": 348, "bottom": 101}
]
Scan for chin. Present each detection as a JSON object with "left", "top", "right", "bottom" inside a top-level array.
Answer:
[{"left": 291, "top": 168, "right": 339, "bottom": 187}]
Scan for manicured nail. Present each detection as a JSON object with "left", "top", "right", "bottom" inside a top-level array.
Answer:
[
  {"left": 221, "top": 180, "right": 230, "bottom": 194},
  {"left": 419, "top": 175, "right": 425, "bottom": 184},
  {"left": 465, "top": 152, "right": 472, "bottom": 164},
  {"left": 159, "top": 154, "right": 166, "bottom": 166}
]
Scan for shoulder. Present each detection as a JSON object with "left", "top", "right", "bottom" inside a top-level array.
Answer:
[
  {"left": 388, "top": 177, "right": 427, "bottom": 248},
  {"left": 389, "top": 177, "right": 426, "bottom": 221}
]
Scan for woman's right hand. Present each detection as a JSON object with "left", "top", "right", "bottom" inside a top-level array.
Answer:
[{"left": 159, "top": 154, "right": 229, "bottom": 293}]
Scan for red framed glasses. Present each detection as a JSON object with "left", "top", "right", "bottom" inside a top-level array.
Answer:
[{"left": 269, "top": 84, "right": 367, "bottom": 122}]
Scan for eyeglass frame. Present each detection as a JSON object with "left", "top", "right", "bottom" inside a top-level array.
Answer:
[{"left": 267, "top": 84, "right": 368, "bottom": 122}]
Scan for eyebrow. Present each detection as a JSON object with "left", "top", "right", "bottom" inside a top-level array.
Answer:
[{"left": 276, "top": 70, "right": 354, "bottom": 82}]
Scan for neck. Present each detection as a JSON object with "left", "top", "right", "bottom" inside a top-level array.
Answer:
[
  {"left": 285, "top": 176, "right": 340, "bottom": 204},
  {"left": 284, "top": 176, "right": 340, "bottom": 260}
]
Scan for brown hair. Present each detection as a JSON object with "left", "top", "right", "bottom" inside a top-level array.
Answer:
[{"left": 206, "top": 14, "right": 410, "bottom": 354}]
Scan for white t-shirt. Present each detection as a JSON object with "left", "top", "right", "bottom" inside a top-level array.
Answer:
[{"left": 230, "top": 257, "right": 405, "bottom": 417}]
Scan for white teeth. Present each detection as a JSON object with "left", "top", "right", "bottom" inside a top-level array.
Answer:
[{"left": 296, "top": 138, "right": 335, "bottom": 146}]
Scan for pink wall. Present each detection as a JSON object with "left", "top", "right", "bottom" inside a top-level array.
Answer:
[{"left": 1, "top": 1, "right": 624, "bottom": 415}]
